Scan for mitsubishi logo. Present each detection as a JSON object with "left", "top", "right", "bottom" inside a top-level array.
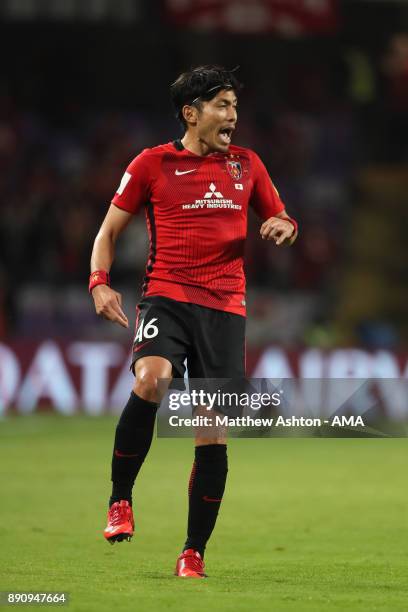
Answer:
[{"left": 204, "top": 183, "right": 223, "bottom": 199}]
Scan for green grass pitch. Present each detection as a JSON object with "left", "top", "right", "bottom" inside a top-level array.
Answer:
[{"left": 0, "top": 414, "right": 407, "bottom": 611}]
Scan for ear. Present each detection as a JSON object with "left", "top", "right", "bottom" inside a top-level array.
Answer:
[{"left": 182, "top": 104, "right": 199, "bottom": 127}]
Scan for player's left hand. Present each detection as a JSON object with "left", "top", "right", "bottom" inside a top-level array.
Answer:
[{"left": 260, "top": 217, "right": 295, "bottom": 246}]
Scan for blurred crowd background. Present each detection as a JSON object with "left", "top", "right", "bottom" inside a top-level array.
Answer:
[{"left": 0, "top": 0, "right": 407, "bottom": 351}]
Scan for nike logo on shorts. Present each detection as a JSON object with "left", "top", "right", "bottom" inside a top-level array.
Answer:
[
  {"left": 175, "top": 169, "right": 196, "bottom": 176},
  {"left": 133, "top": 340, "right": 152, "bottom": 353},
  {"left": 202, "top": 495, "right": 222, "bottom": 502}
]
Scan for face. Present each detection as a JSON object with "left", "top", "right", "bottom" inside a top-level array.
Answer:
[{"left": 187, "top": 89, "right": 238, "bottom": 153}]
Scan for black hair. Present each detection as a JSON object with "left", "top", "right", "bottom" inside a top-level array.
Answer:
[{"left": 170, "top": 64, "right": 242, "bottom": 129}]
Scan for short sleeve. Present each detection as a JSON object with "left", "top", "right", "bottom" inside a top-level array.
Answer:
[
  {"left": 111, "top": 149, "right": 152, "bottom": 215},
  {"left": 249, "top": 151, "right": 285, "bottom": 220}
]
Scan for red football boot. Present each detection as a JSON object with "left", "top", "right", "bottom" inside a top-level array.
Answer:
[
  {"left": 174, "top": 549, "right": 206, "bottom": 578},
  {"left": 103, "top": 500, "right": 134, "bottom": 544}
]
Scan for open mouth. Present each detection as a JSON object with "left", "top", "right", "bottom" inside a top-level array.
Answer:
[{"left": 218, "top": 127, "right": 234, "bottom": 145}]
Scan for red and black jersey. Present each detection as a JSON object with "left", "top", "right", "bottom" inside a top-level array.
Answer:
[{"left": 112, "top": 140, "right": 285, "bottom": 316}]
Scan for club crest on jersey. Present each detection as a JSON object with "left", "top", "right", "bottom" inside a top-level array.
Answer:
[{"left": 226, "top": 160, "right": 242, "bottom": 181}]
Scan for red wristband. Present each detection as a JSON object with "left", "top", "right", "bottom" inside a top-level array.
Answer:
[
  {"left": 285, "top": 216, "right": 298, "bottom": 237},
  {"left": 89, "top": 270, "right": 110, "bottom": 293}
]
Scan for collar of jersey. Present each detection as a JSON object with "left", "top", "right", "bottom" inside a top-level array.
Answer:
[{"left": 172, "top": 139, "right": 224, "bottom": 159}]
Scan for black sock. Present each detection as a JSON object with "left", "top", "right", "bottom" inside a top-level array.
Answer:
[
  {"left": 183, "top": 444, "right": 228, "bottom": 558},
  {"left": 109, "top": 392, "right": 158, "bottom": 507}
]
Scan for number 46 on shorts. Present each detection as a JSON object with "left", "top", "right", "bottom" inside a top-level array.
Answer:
[{"left": 134, "top": 317, "right": 159, "bottom": 343}]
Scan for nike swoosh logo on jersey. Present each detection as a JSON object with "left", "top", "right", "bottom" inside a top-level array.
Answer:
[{"left": 175, "top": 169, "right": 197, "bottom": 175}]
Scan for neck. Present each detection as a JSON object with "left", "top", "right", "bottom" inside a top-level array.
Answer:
[{"left": 181, "top": 132, "right": 214, "bottom": 157}]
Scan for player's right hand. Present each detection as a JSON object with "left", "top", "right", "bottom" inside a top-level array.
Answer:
[{"left": 92, "top": 285, "right": 129, "bottom": 328}]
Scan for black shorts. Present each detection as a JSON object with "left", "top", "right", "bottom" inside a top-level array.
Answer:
[{"left": 131, "top": 296, "right": 246, "bottom": 381}]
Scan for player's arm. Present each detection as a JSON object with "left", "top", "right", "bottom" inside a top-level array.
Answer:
[
  {"left": 90, "top": 205, "right": 132, "bottom": 328},
  {"left": 89, "top": 149, "right": 152, "bottom": 328},
  {"left": 250, "top": 151, "right": 298, "bottom": 247}
]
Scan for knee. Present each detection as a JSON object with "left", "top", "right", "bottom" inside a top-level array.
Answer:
[
  {"left": 134, "top": 370, "right": 167, "bottom": 403},
  {"left": 133, "top": 357, "right": 172, "bottom": 403}
]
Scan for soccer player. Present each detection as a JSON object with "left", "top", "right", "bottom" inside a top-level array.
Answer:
[{"left": 89, "top": 65, "right": 298, "bottom": 578}]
